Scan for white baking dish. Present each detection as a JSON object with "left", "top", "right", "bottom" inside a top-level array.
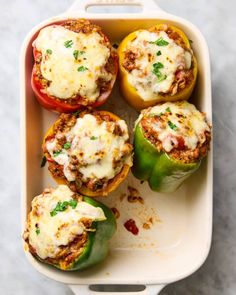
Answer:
[{"left": 20, "top": 0, "right": 213, "bottom": 294}]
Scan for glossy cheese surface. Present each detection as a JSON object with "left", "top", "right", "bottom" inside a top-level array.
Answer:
[
  {"left": 34, "top": 25, "right": 112, "bottom": 101},
  {"left": 27, "top": 185, "right": 105, "bottom": 259},
  {"left": 138, "top": 101, "right": 210, "bottom": 152},
  {"left": 46, "top": 114, "right": 132, "bottom": 182},
  {"left": 126, "top": 30, "right": 192, "bottom": 101}
]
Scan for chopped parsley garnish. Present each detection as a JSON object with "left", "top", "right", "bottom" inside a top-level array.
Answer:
[
  {"left": 168, "top": 121, "right": 178, "bottom": 131},
  {"left": 156, "top": 50, "right": 162, "bottom": 56},
  {"left": 73, "top": 50, "right": 79, "bottom": 60},
  {"left": 53, "top": 150, "right": 62, "bottom": 157},
  {"left": 152, "top": 62, "right": 167, "bottom": 82},
  {"left": 50, "top": 199, "right": 78, "bottom": 217},
  {"left": 69, "top": 199, "right": 78, "bottom": 209},
  {"left": 64, "top": 40, "right": 73, "bottom": 48},
  {"left": 50, "top": 202, "right": 67, "bottom": 216},
  {"left": 73, "top": 50, "right": 85, "bottom": 60},
  {"left": 40, "top": 156, "right": 47, "bottom": 168},
  {"left": 90, "top": 136, "right": 98, "bottom": 140},
  {"left": 153, "top": 62, "right": 164, "bottom": 69},
  {"left": 165, "top": 107, "right": 171, "bottom": 113},
  {"left": 189, "top": 39, "right": 193, "bottom": 44},
  {"left": 46, "top": 49, "right": 52, "bottom": 55},
  {"left": 63, "top": 142, "right": 71, "bottom": 150},
  {"left": 35, "top": 228, "right": 40, "bottom": 235},
  {"left": 156, "top": 73, "right": 167, "bottom": 82},
  {"left": 77, "top": 66, "right": 88, "bottom": 72},
  {"left": 150, "top": 37, "right": 169, "bottom": 46}
]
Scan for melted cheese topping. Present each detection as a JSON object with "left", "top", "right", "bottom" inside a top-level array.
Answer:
[
  {"left": 46, "top": 114, "right": 132, "bottom": 182},
  {"left": 138, "top": 101, "right": 210, "bottom": 152},
  {"left": 126, "top": 30, "right": 192, "bottom": 101},
  {"left": 27, "top": 185, "right": 106, "bottom": 259},
  {"left": 34, "top": 25, "right": 112, "bottom": 101}
]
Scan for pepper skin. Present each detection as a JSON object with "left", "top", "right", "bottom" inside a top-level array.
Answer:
[
  {"left": 118, "top": 24, "right": 198, "bottom": 111},
  {"left": 43, "top": 111, "right": 131, "bottom": 197},
  {"left": 132, "top": 123, "right": 200, "bottom": 193},
  {"left": 32, "top": 20, "right": 118, "bottom": 113},
  {"left": 38, "top": 196, "right": 116, "bottom": 271}
]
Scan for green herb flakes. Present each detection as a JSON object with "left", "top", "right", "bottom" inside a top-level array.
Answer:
[
  {"left": 36, "top": 228, "right": 40, "bottom": 235},
  {"left": 63, "top": 142, "right": 71, "bottom": 150},
  {"left": 73, "top": 50, "right": 79, "bottom": 60},
  {"left": 77, "top": 66, "right": 88, "bottom": 72},
  {"left": 152, "top": 62, "right": 167, "bottom": 82},
  {"left": 73, "top": 50, "right": 85, "bottom": 60},
  {"left": 156, "top": 50, "right": 162, "bottom": 56},
  {"left": 46, "top": 49, "right": 52, "bottom": 55},
  {"left": 64, "top": 40, "right": 73, "bottom": 48},
  {"left": 150, "top": 37, "right": 169, "bottom": 46},
  {"left": 153, "top": 62, "right": 164, "bottom": 69},
  {"left": 157, "top": 74, "right": 167, "bottom": 82},
  {"left": 50, "top": 199, "right": 78, "bottom": 217},
  {"left": 90, "top": 136, "right": 98, "bottom": 140},
  {"left": 168, "top": 121, "right": 178, "bottom": 131},
  {"left": 68, "top": 199, "right": 78, "bottom": 209},
  {"left": 50, "top": 202, "right": 68, "bottom": 216},
  {"left": 165, "top": 107, "right": 171, "bottom": 113},
  {"left": 53, "top": 150, "right": 62, "bottom": 157}
]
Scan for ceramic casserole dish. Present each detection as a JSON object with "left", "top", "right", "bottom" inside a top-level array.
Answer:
[{"left": 20, "top": 0, "right": 213, "bottom": 294}]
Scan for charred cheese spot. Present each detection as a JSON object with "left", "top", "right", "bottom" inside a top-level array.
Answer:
[
  {"left": 34, "top": 25, "right": 112, "bottom": 101},
  {"left": 26, "top": 185, "right": 105, "bottom": 259},
  {"left": 125, "top": 30, "right": 192, "bottom": 101}
]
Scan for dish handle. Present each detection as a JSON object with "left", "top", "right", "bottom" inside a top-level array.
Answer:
[
  {"left": 69, "top": 284, "right": 165, "bottom": 295},
  {"left": 68, "top": 0, "right": 164, "bottom": 13}
]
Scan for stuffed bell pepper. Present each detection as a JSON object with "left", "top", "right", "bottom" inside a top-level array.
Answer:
[
  {"left": 43, "top": 110, "right": 133, "bottom": 197},
  {"left": 23, "top": 185, "right": 116, "bottom": 270},
  {"left": 32, "top": 19, "right": 118, "bottom": 113},
  {"left": 118, "top": 24, "right": 197, "bottom": 110},
  {"left": 133, "top": 101, "right": 211, "bottom": 193}
]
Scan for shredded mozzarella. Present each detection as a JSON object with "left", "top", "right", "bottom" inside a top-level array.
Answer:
[
  {"left": 34, "top": 25, "right": 112, "bottom": 101},
  {"left": 138, "top": 101, "right": 210, "bottom": 152},
  {"left": 125, "top": 30, "right": 192, "bottom": 101},
  {"left": 27, "top": 185, "right": 106, "bottom": 259},
  {"left": 46, "top": 114, "right": 132, "bottom": 182}
]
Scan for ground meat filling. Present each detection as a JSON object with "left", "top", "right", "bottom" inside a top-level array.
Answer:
[
  {"left": 139, "top": 103, "right": 211, "bottom": 164},
  {"left": 43, "top": 111, "right": 132, "bottom": 192},
  {"left": 122, "top": 25, "right": 194, "bottom": 97},
  {"left": 26, "top": 223, "right": 89, "bottom": 270},
  {"left": 34, "top": 19, "right": 117, "bottom": 106},
  {"left": 23, "top": 188, "right": 99, "bottom": 270}
]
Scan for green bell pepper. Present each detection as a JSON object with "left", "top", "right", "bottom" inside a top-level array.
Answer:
[
  {"left": 69, "top": 197, "right": 116, "bottom": 271},
  {"left": 132, "top": 124, "right": 200, "bottom": 193},
  {"left": 45, "top": 197, "right": 116, "bottom": 271}
]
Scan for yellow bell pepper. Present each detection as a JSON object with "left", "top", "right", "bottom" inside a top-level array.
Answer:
[
  {"left": 42, "top": 111, "right": 131, "bottom": 197},
  {"left": 118, "top": 24, "right": 198, "bottom": 110}
]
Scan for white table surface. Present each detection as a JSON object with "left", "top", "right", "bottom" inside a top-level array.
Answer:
[{"left": 0, "top": 0, "right": 235, "bottom": 294}]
